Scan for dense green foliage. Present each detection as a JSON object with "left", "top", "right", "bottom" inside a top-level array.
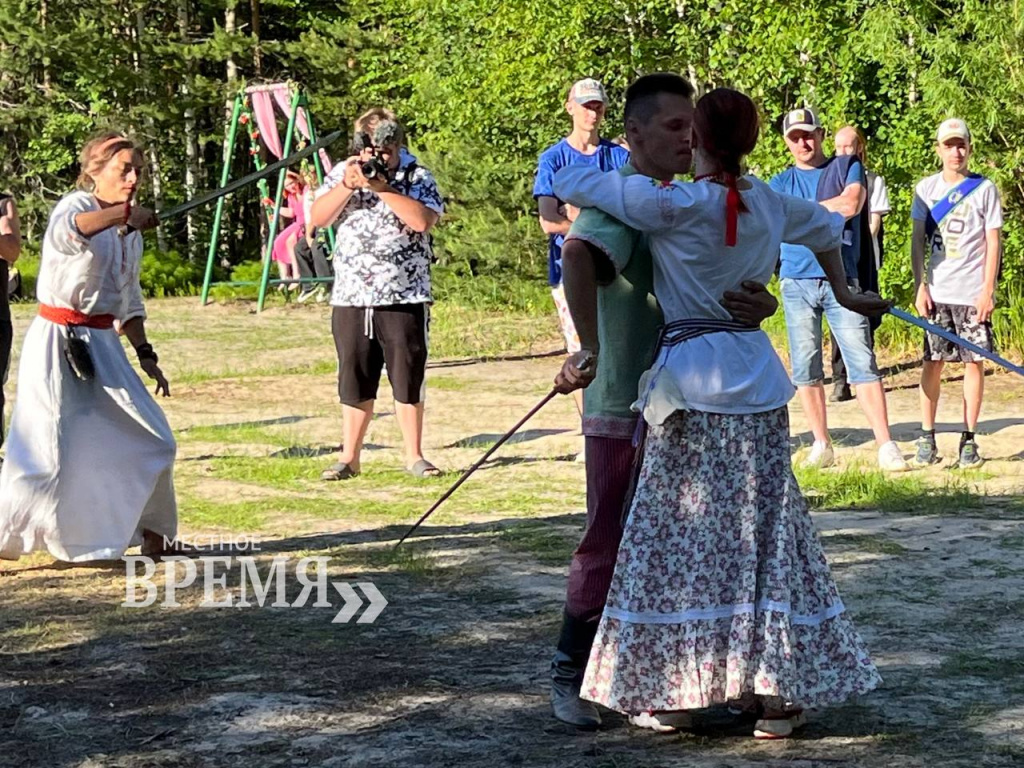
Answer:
[{"left": 2, "top": 1, "right": 1023, "bottom": 325}]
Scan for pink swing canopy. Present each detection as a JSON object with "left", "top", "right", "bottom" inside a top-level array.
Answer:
[{"left": 247, "top": 82, "right": 333, "bottom": 172}]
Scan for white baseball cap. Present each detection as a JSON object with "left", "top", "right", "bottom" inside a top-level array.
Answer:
[
  {"left": 937, "top": 118, "right": 971, "bottom": 143},
  {"left": 569, "top": 78, "right": 607, "bottom": 105}
]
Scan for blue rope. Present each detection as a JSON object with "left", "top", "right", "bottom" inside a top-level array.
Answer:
[{"left": 888, "top": 307, "right": 1024, "bottom": 378}]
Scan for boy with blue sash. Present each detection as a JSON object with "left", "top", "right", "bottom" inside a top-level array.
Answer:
[{"left": 911, "top": 118, "right": 1003, "bottom": 467}]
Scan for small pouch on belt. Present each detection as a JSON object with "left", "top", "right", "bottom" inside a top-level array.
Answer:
[{"left": 64, "top": 325, "right": 95, "bottom": 381}]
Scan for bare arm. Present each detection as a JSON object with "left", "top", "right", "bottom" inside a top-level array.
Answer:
[
  {"left": 910, "top": 217, "right": 933, "bottom": 317},
  {"left": 121, "top": 316, "right": 170, "bottom": 397},
  {"left": 553, "top": 239, "right": 603, "bottom": 393},
  {"left": 0, "top": 197, "right": 21, "bottom": 264},
  {"left": 561, "top": 239, "right": 601, "bottom": 353},
  {"left": 537, "top": 196, "right": 571, "bottom": 237},
  {"left": 310, "top": 160, "right": 359, "bottom": 228},
  {"left": 371, "top": 185, "right": 440, "bottom": 233},
  {"left": 815, "top": 246, "right": 890, "bottom": 317},
  {"left": 75, "top": 206, "right": 129, "bottom": 238},
  {"left": 820, "top": 182, "right": 866, "bottom": 220},
  {"left": 975, "top": 228, "right": 1002, "bottom": 323},
  {"left": 911, "top": 218, "right": 928, "bottom": 290},
  {"left": 869, "top": 213, "right": 882, "bottom": 238}
]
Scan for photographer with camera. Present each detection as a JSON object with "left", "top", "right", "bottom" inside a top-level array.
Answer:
[{"left": 310, "top": 108, "right": 444, "bottom": 481}]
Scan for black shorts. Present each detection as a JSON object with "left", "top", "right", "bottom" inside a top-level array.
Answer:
[
  {"left": 923, "top": 302, "right": 994, "bottom": 363},
  {"left": 332, "top": 304, "right": 429, "bottom": 406}
]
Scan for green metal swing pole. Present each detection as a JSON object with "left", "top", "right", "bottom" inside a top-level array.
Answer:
[
  {"left": 200, "top": 95, "right": 243, "bottom": 305},
  {"left": 304, "top": 101, "right": 336, "bottom": 253},
  {"left": 257, "top": 89, "right": 302, "bottom": 312}
]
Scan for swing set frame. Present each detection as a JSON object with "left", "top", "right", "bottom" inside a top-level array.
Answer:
[{"left": 199, "top": 82, "right": 335, "bottom": 312}]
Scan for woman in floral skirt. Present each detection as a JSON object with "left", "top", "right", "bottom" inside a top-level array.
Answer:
[{"left": 553, "top": 87, "right": 884, "bottom": 739}]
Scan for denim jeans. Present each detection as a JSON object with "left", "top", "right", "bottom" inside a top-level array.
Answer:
[{"left": 780, "top": 278, "right": 880, "bottom": 387}]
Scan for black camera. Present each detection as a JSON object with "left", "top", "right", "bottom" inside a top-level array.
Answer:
[
  {"left": 360, "top": 150, "right": 389, "bottom": 181},
  {"left": 351, "top": 120, "right": 402, "bottom": 182}
]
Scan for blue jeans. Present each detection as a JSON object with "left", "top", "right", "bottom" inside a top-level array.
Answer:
[{"left": 780, "top": 278, "right": 880, "bottom": 387}]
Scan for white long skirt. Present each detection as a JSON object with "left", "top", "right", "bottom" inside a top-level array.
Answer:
[{"left": 0, "top": 317, "right": 177, "bottom": 561}]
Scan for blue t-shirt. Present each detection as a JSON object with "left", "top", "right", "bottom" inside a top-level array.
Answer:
[
  {"left": 770, "top": 157, "right": 865, "bottom": 280},
  {"left": 533, "top": 138, "right": 630, "bottom": 285}
]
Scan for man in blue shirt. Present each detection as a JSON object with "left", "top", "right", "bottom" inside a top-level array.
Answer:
[
  {"left": 771, "top": 108, "right": 907, "bottom": 472},
  {"left": 534, "top": 79, "right": 629, "bottom": 422}
]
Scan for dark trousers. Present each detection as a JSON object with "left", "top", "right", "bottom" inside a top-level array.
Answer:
[
  {"left": 565, "top": 435, "right": 636, "bottom": 622},
  {"left": 556, "top": 434, "right": 637, "bottom": 668},
  {"left": 294, "top": 238, "right": 332, "bottom": 281},
  {"left": 0, "top": 318, "right": 11, "bottom": 449}
]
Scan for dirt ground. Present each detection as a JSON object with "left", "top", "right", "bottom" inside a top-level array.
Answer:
[{"left": 1, "top": 298, "right": 1023, "bottom": 768}]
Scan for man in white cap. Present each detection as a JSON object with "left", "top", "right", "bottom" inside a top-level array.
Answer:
[
  {"left": 911, "top": 118, "right": 1003, "bottom": 468},
  {"left": 770, "top": 107, "right": 908, "bottom": 471},
  {"left": 534, "top": 79, "right": 629, "bottom": 432}
]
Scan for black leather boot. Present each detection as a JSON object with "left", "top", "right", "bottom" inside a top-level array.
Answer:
[{"left": 550, "top": 610, "right": 601, "bottom": 729}]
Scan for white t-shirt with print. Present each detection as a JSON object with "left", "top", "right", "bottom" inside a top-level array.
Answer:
[
  {"left": 315, "top": 149, "right": 444, "bottom": 307},
  {"left": 913, "top": 172, "right": 1003, "bottom": 306}
]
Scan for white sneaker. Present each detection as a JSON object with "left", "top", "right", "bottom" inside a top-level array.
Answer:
[
  {"left": 801, "top": 440, "right": 835, "bottom": 469},
  {"left": 629, "top": 711, "right": 692, "bottom": 732},
  {"left": 878, "top": 440, "right": 910, "bottom": 472}
]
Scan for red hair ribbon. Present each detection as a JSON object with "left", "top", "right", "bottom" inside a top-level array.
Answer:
[{"left": 695, "top": 172, "right": 740, "bottom": 247}]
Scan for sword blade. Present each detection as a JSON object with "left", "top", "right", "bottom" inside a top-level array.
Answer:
[
  {"left": 157, "top": 130, "right": 344, "bottom": 222},
  {"left": 394, "top": 389, "right": 558, "bottom": 548}
]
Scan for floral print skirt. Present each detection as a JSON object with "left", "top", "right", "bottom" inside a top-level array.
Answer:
[{"left": 581, "top": 407, "right": 881, "bottom": 713}]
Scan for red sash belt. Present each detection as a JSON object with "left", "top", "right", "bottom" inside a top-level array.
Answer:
[{"left": 39, "top": 304, "right": 116, "bottom": 329}]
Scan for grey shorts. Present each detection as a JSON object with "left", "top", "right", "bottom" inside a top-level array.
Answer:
[{"left": 923, "top": 303, "right": 994, "bottom": 363}]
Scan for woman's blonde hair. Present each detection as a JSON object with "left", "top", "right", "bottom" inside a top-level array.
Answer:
[{"left": 76, "top": 131, "right": 144, "bottom": 191}]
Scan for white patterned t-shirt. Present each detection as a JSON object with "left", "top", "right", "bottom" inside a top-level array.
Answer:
[
  {"left": 316, "top": 149, "right": 444, "bottom": 307},
  {"left": 911, "top": 172, "right": 1002, "bottom": 306}
]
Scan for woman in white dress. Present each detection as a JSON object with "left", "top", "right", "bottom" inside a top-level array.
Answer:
[
  {"left": 0, "top": 132, "right": 177, "bottom": 562},
  {"left": 553, "top": 89, "right": 885, "bottom": 738}
]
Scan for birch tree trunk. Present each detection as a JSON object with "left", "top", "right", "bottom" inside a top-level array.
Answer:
[
  {"left": 177, "top": 0, "right": 199, "bottom": 260},
  {"left": 134, "top": 8, "right": 168, "bottom": 253}
]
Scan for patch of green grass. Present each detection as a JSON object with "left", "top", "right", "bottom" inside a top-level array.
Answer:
[
  {"left": 179, "top": 498, "right": 272, "bottom": 531},
  {"left": 177, "top": 422, "right": 306, "bottom": 446},
  {"left": 497, "top": 523, "right": 576, "bottom": 566},
  {"left": 823, "top": 533, "right": 908, "bottom": 556},
  {"left": 175, "top": 358, "right": 338, "bottom": 386},
  {"left": 795, "top": 463, "right": 991, "bottom": 515},
  {"left": 203, "top": 455, "right": 327, "bottom": 487}
]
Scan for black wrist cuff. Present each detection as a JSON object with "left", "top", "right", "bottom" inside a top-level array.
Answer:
[{"left": 136, "top": 343, "right": 158, "bottom": 364}]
